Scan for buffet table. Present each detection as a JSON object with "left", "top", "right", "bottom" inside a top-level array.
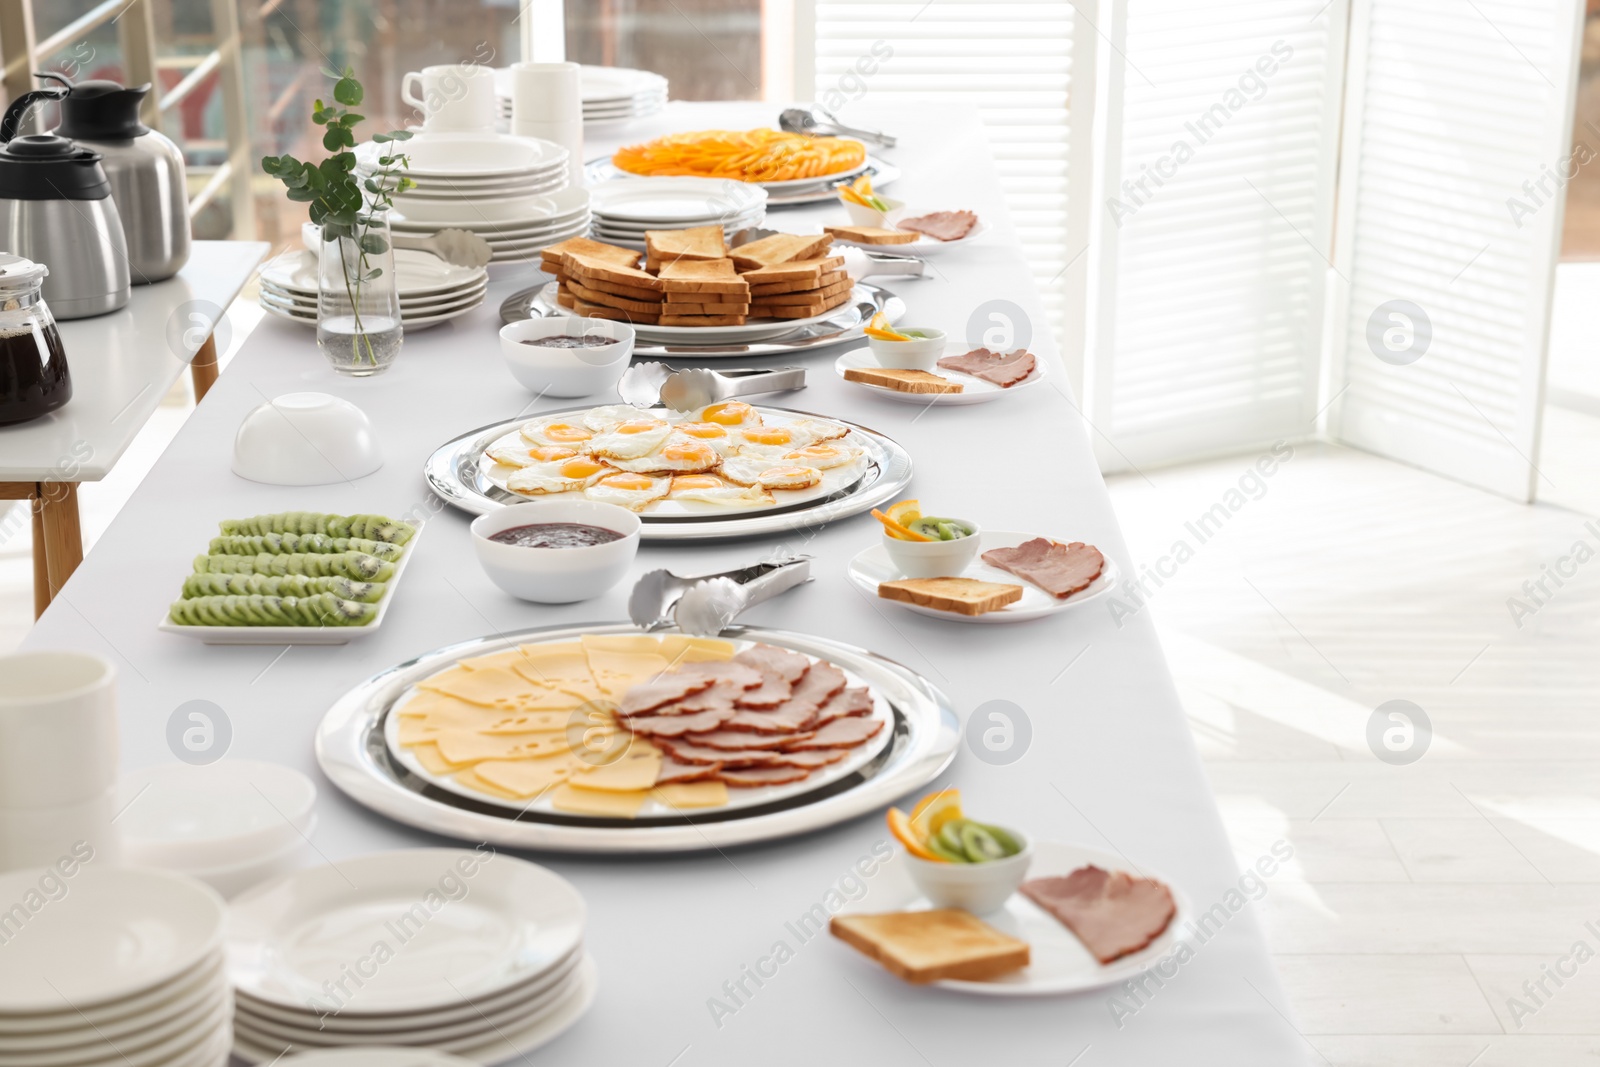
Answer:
[{"left": 20, "top": 104, "right": 1301, "bottom": 1065}]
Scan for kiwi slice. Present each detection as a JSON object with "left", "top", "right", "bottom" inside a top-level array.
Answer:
[
  {"left": 958, "top": 823, "right": 1010, "bottom": 862},
  {"left": 936, "top": 820, "right": 969, "bottom": 856},
  {"left": 925, "top": 835, "right": 970, "bottom": 863},
  {"left": 973, "top": 822, "right": 1024, "bottom": 857}
]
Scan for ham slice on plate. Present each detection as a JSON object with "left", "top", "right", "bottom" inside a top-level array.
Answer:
[
  {"left": 733, "top": 674, "right": 791, "bottom": 709},
  {"left": 679, "top": 730, "right": 809, "bottom": 751},
  {"left": 936, "top": 348, "right": 1037, "bottom": 388},
  {"left": 622, "top": 705, "right": 739, "bottom": 737},
  {"left": 786, "top": 716, "right": 884, "bottom": 750},
  {"left": 811, "top": 687, "right": 874, "bottom": 727},
  {"left": 657, "top": 757, "right": 722, "bottom": 784},
  {"left": 719, "top": 765, "right": 813, "bottom": 787},
  {"left": 898, "top": 209, "right": 978, "bottom": 241},
  {"left": 981, "top": 538, "right": 1105, "bottom": 599},
  {"left": 657, "top": 739, "right": 784, "bottom": 768},
  {"left": 1020, "top": 866, "right": 1176, "bottom": 964},
  {"left": 733, "top": 644, "right": 811, "bottom": 683},
  {"left": 722, "top": 661, "right": 846, "bottom": 733},
  {"left": 617, "top": 672, "right": 715, "bottom": 717}
]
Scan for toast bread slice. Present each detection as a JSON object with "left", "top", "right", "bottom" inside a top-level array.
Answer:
[
  {"left": 644, "top": 226, "right": 727, "bottom": 262},
  {"left": 561, "top": 252, "right": 662, "bottom": 291},
  {"left": 571, "top": 298, "right": 661, "bottom": 325},
  {"left": 752, "top": 288, "right": 854, "bottom": 319},
  {"left": 541, "top": 237, "right": 641, "bottom": 272},
  {"left": 729, "top": 233, "right": 834, "bottom": 270},
  {"left": 829, "top": 910, "right": 1031, "bottom": 983},
  {"left": 824, "top": 225, "right": 920, "bottom": 246},
  {"left": 657, "top": 313, "right": 748, "bottom": 327},
  {"left": 877, "top": 577, "right": 1023, "bottom": 615},
  {"left": 565, "top": 279, "right": 665, "bottom": 314},
  {"left": 749, "top": 268, "right": 847, "bottom": 296},
  {"left": 750, "top": 277, "right": 853, "bottom": 307},
  {"left": 568, "top": 273, "right": 664, "bottom": 302},
  {"left": 660, "top": 301, "right": 752, "bottom": 315},
  {"left": 657, "top": 258, "right": 751, "bottom": 296},
  {"left": 738, "top": 255, "right": 845, "bottom": 286},
  {"left": 555, "top": 286, "right": 577, "bottom": 309},
  {"left": 843, "top": 367, "right": 964, "bottom": 394}
]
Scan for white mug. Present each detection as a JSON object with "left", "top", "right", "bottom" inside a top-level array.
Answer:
[
  {"left": 0, "top": 651, "right": 117, "bottom": 810},
  {"left": 0, "top": 788, "right": 121, "bottom": 874},
  {"left": 401, "top": 64, "right": 497, "bottom": 132}
]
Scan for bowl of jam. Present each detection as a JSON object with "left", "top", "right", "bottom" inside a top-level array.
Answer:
[
  {"left": 470, "top": 500, "right": 641, "bottom": 603},
  {"left": 499, "top": 315, "right": 634, "bottom": 398}
]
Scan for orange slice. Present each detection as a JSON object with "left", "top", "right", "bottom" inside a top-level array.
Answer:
[
  {"left": 885, "top": 499, "right": 921, "bottom": 526},
  {"left": 864, "top": 312, "right": 911, "bottom": 342},
  {"left": 888, "top": 806, "right": 942, "bottom": 861},
  {"left": 910, "top": 788, "right": 962, "bottom": 838},
  {"left": 872, "top": 508, "right": 933, "bottom": 542}
]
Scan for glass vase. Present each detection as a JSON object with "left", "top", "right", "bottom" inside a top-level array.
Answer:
[{"left": 317, "top": 210, "right": 403, "bottom": 376}]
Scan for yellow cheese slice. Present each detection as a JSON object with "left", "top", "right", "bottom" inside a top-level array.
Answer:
[
  {"left": 549, "top": 783, "right": 649, "bottom": 817},
  {"left": 458, "top": 649, "right": 532, "bottom": 671},
  {"left": 652, "top": 781, "right": 730, "bottom": 809},
  {"left": 581, "top": 636, "right": 670, "bottom": 696},
  {"left": 657, "top": 635, "right": 736, "bottom": 664},
  {"left": 511, "top": 643, "right": 601, "bottom": 695},
  {"left": 433, "top": 730, "right": 574, "bottom": 766},
  {"left": 407, "top": 741, "right": 460, "bottom": 775},
  {"left": 397, "top": 700, "right": 571, "bottom": 744},
  {"left": 568, "top": 753, "right": 662, "bottom": 792},
  {"left": 450, "top": 767, "right": 525, "bottom": 801},
  {"left": 472, "top": 757, "right": 579, "bottom": 799},
  {"left": 418, "top": 666, "right": 589, "bottom": 711},
  {"left": 577, "top": 635, "right": 670, "bottom": 656}
]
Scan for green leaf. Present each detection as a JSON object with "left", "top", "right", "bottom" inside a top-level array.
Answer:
[
  {"left": 333, "top": 77, "right": 363, "bottom": 106},
  {"left": 341, "top": 113, "right": 364, "bottom": 125},
  {"left": 358, "top": 234, "right": 388, "bottom": 255},
  {"left": 320, "top": 65, "right": 341, "bottom": 80},
  {"left": 364, "top": 268, "right": 383, "bottom": 282},
  {"left": 322, "top": 127, "right": 344, "bottom": 152},
  {"left": 371, "top": 132, "right": 391, "bottom": 143},
  {"left": 387, "top": 129, "right": 413, "bottom": 142}
]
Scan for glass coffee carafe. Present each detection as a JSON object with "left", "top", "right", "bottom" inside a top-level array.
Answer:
[{"left": 0, "top": 253, "right": 71, "bottom": 425}]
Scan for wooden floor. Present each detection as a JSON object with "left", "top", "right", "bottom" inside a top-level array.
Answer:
[{"left": 1108, "top": 417, "right": 1600, "bottom": 1066}]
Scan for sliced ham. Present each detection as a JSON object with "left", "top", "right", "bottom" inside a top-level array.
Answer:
[
  {"left": 981, "top": 539, "right": 1105, "bottom": 599},
  {"left": 617, "top": 672, "right": 716, "bottom": 717},
  {"left": 718, "top": 765, "right": 814, "bottom": 787},
  {"left": 936, "top": 348, "right": 1037, "bottom": 387},
  {"left": 766, "top": 748, "right": 850, "bottom": 768},
  {"left": 623, "top": 705, "right": 739, "bottom": 737},
  {"left": 733, "top": 644, "right": 810, "bottom": 683},
  {"left": 898, "top": 210, "right": 978, "bottom": 241},
  {"left": 675, "top": 678, "right": 745, "bottom": 714},
  {"left": 656, "top": 757, "right": 722, "bottom": 784},
  {"left": 785, "top": 716, "right": 884, "bottom": 750},
  {"left": 657, "top": 739, "right": 781, "bottom": 768},
  {"left": 1019, "top": 866, "right": 1176, "bottom": 964},
  {"left": 733, "top": 674, "right": 792, "bottom": 709},
  {"left": 679, "top": 730, "right": 812, "bottom": 751},
  {"left": 723, "top": 661, "right": 847, "bottom": 734},
  {"left": 811, "top": 687, "right": 874, "bottom": 727}
]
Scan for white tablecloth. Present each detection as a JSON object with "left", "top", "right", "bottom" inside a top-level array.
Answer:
[{"left": 21, "top": 104, "right": 1303, "bottom": 1065}]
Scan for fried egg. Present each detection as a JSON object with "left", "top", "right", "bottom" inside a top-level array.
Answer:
[
  {"left": 734, "top": 424, "right": 817, "bottom": 457},
  {"left": 719, "top": 454, "right": 785, "bottom": 486},
  {"left": 757, "top": 465, "right": 824, "bottom": 491},
  {"left": 789, "top": 418, "right": 851, "bottom": 443},
  {"left": 668, "top": 474, "right": 775, "bottom": 508},
  {"left": 674, "top": 421, "right": 737, "bottom": 457},
  {"left": 583, "top": 472, "right": 672, "bottom": 511},
  {"left": 783, "top": 443, "right": 862, "bottom": 470},
  {"left": 606, "top": 434, "right": 722, "bottom": 474},
  {"left": 582, "top": 404, "right": 654, "bottom": 432},
  {"left": 488, "top": 443, "right": 582, "bottom": 468},
  {"left": 694, "top": 401, "right": 763, "bottom": 429},
  {"left": 587, "top": 419, "right": 672, "bottom": 460},
  {"left": 520, "top": 419, "right": 595, "bottom": 448},
  {"left": 506, "top": 456, "right": 613, "bottom": 494}
]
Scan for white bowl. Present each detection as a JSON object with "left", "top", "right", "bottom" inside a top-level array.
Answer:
[
  {"left": 116, "top": 761, "right": 317, "bottom": 871},
  {"left": 500, "top": 317, "right": 634, "bottom": 398},
  {"left": 232, "top": 393, "right": 383, "bottom": 486},
  {"left": 0, "top": 651, "right": 117, "bottom": 809},
  {"left": 882, "top": 520, "right": 981, "bottom": 578},
  {"left": 176, "top": 826, "right": 316, "bottom": 899},
  {"left": 842, "top": 196, "right": 906, "bottom": 228},
  {"left": 906, "top": 831, "right": 1034, "bottom": 914},
  {"left": 470, "top": 500, "right": 641, "bottom": 603},
  {"left": 867, "top": 327, "right": 947, "bottom": 370}
]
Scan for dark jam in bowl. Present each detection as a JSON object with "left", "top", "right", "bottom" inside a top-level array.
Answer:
[
  {"left": 489, "top": 522, "right": 624, "bottom": 549},
  {"left": 520, "top": 334, "right": 613, "bottom": 349}
]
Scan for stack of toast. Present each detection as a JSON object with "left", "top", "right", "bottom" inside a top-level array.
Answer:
[{"left": 542, "top": 227, "right": 853, "bottom": 328}]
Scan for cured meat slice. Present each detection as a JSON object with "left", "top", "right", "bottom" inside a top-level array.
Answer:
[
  {"left": 936, "top": 348, "right": 1036, "bottom": 387},
  {"left": 656, "top": 757, "right": 722, "bottom": 784},
  {"left": 678, "top": 730, "right": 812, "bottom": 751},
  {"left": 811, "top": 687, "right": 873, "bottom": 727},
  {"left": 719, "top": 765, "right": 813, "bottom": 787},
  {"left": 898, "top": 210, "right": 978, "bottom": 241},
  {"left": 675, "top": 678, "right": 745, "bottom": 714},
  {"left": 785, "top": 716, "right": 884, "bottom": 750},
  {"left": 981, "top": 539, "right": 1105, "bottom": 599},
  {"left": 623, "top": 705, "right": 739, "bottom": 737},
  {"left": 1019, "top": 866, "right": 1176, "bottom": 964},
  {"left": 733, "top": 674, "right": 791, "bottom": 709},
  {"left": 723, "top": 662, "right": 847, "bottom": 734},
  {"left": 616, "top": 672, "right": 716, "bottom": 717},
  {"left": 733, "top": 644, "right": 811, "bottom": 684},
  {"left": 766, "top": 748, "right": 850, "bottom": 768},
  {"left": 657, "top": 739, "right": 782, "bottom": 768}
]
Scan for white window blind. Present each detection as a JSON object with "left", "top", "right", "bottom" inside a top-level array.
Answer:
[
  {"left": 809, "top": 1, "right": 1079, "bottom": 341},
  {"left": 1086, "top": 0, "right": 1348, "bottom": 472},
  {"left": 1327, "top": 0, "right": 1583, "bottom": 501}
]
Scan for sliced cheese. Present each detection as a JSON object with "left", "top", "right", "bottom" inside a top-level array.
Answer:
[
  {"left": 511, "top": 643, "right": 602, "bottom": 695},
  {"left": 418, "top": 666, "right": 589, "bottom": 711},
  {"left": 450, "top": 767, "right": 525, "bottom": 801},
  {"left": 549, "top": 783, "right": 649, "bottom": 817},
  {"left": 581, "top": 636, "right": 671, "bottom": 697},
  {"left": 433, "top": 730, "right": 574, "bottom": 766},
  {"left": 656, "top": 635, "right": 736, "bottom": 664},
  {"left": 652, "top": 781, "right": 730, "bottom": 809},
  {"left": 458, "top": 649, "right": 532, "bottom": 671},
  {"left": 472, "top": 757, "right": 579, "bottom": 799},
  {"left": 568, "top": 753, "right": 662, "bottom": 792},
  {"left": 407, "top": 741, "right": 460, "bottom": 775}
]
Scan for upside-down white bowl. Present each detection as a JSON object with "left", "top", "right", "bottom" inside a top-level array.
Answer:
[
  {"left": 499, "top": 316, "right": 634, "bottom": 397},
  {"left": 470, "top": 499, "right": 641, "bottom": 603}
]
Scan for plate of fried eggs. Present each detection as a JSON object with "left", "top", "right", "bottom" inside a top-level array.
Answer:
[{"left": 478, "top": 401, "right": 874, "bottom": 516}]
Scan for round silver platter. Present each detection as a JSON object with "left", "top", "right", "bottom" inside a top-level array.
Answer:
[
  {"left": 498, "top": 280, "right": 905, "bottom": 360},
  {"left": 423, "top": 403, "right": 913, "bottom": 540},
  {"left": 314, "top": 623, "right": 960, "bottom": 854},
  {"left": 582, "top": 156, "right": 903, "bottom": 207}
]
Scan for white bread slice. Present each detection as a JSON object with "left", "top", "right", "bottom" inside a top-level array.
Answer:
[
  {"left": 843, "top": 367, "right": 964, "bottom": 394},
  {"left": 877, "top": 577, "right": 1022, "bottom": 615},
  {"left": 830, "top": 910, "right": 1031, "bottom": 983}
]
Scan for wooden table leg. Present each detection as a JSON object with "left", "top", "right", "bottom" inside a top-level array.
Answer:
[
  {"left": 34, "top": 482, "right": 83, "bottom": 617},
  {"left": 30, "top": 500, "right": 47, "bottom": 618},
  {"left": 190, "top": 333, "right": 219, "bottom": 402}
]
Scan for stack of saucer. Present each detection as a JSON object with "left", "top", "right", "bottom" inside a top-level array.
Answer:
[
  {"left": 589, "top": 177, "right": 766, "bottom": 250},
  {"left": 227, "top": 849, "right": 598, "bottom": 1062},
  {"left": 257, "top": 248, "right": 489, "bottom": 330},
  {"left": 355, "top": 131, "right": 568, "bottom": 202},
  {"left": 389, "top": 186, "right": 591, "bottom": 264},
  {"left": 497, "top": 65, "right": 666, "bottom": 127},
  {"left": 0, "top": 866, "right": 231, "bottom": 1066}
]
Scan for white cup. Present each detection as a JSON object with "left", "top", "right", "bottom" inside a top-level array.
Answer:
[
  {"left": 510, "top": 62, "right": 583, "bottom": 185},
  {"left": 0, "top": 787, "right": 122, "bottom": 873},
  {"left": 0, "top": 652, "right": 117, "bottom": 810},
  {"left": 402, "top": 63, "right": 497, "bottom": 132},
  {"left": 512, "top": 119, "right": 584, "bottom": 187}
]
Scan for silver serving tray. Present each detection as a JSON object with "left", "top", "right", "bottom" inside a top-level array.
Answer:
[
  {"left": 582, "top": 157, "right": 902, "bottom": 206},
  {"left": 423, "top": 403, "right": 913, "bottom": 540},
  {"left": 313, "top": 623, "right": 961, "bottom": 853},
  {"left": 498, "top": 280, "right": 904, "bottom": 359}
]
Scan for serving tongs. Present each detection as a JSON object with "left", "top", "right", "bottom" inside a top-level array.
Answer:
[
  {"left": 618, "top": 363, "right": 806, "bottom": 410},
  {"left": 730, "top": 227, "right": 925, "bottom": 280},
  {"left": 779, "top": 106, "right": 898, "bottom": 149},
  {"left": 629, "top": 556, "right": 813, "bottom": 634}
]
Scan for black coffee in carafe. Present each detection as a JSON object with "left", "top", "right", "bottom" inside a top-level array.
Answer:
[{"left": 0, "top": 252, "right": 71, "bottom": 426}]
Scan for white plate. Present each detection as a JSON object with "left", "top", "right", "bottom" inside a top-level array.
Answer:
[
  {"left": 390, "top": 187, "right": 588, "bottom": 227},
  {"left": 590, "top": 208, "right": 764, "bottom": 233},
  {"left": 395, "top": 174, "right": 567, "bottom": 201},
  {"left": 260, "top": 279, "right": 488, "bottom": 313},
  {"left": 157, "top": 524, "right": 422, "bottom": 645},
  {"left": 391, "top": 216, "right": 591, "bottom": 242},
  {"left": 830, "top": 218, "right": 990, "bottom": 256},
  {"left": 0, "top": 989, "right": 229, "bottom": 1067},
  {"left": 847, "top": 531, "right": 1120, "bottom": 624},
  {"left": 227, "top": 849, "right": 584, "bottom": 1013},
  {"left": 257, "top": 296, "right": 483, "bottom": 331},
  {"left": 239, "top": 1051, "right": 478, "bottom": 1067},
  {"left": 386, "top": 634, "right": 896, "bottom": 820},
  {"left": 589, "top": 177, "right": 766, "bottom": 223},
  {"left": 580, "top": 65, "right": 668, "bottom": 102},
  {"left": 526, "top": 281, "right": 867, "bottom": 345},
  {"left": 233, "top": 954, "right": 597, "bottom": 1065},
  {"left": 259, "top": 249, "right": 487, "bottom": 300},
  {"left": 839, "top": 841, "right": 1192, "bottom": 996},
  {"left": 0, "top": 956, "right": 223, "bottom": 1044},
  {"left": 0, "top": 869, "right": 224, "bottom": 1014},
  {"left": 834, "top": 342, "right": 1048, "bottom": 405},
  {"left": 354, "top": 133, "right": 567, "bottom": 178}
]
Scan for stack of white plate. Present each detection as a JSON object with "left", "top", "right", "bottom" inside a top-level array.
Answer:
[
  {"left": 589, "top": 177, "right": 767, "bottom": 249},
  {"left": 0, "top": 867, "right": 231, "bottom": 1066},
  {"left": 497, "top": 65, "right": 667, "bottom": 127},
  {"left": 389, "top": 186, "right": 591, "bottom": 264},
  {"left": 355, "top": 131, "right": 569, "bottom": 203},
  {"left": 258, "top": 248, "right": 489, "bottom": 330},
  {"left": 227, "top": 849, "right": 597, "bottom": 1062}
]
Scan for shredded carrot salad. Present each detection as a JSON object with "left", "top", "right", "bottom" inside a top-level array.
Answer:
[{"left": 612, "top": 128, "right": 866, "bottom": 183}]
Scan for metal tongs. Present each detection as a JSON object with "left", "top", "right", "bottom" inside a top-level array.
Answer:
[
  {"left": 731, "top": 227, "right": 925, "bottom": 280},
  {"left": 779, "top": 106, "right": 897, "bottom": 149},
  {"left": 629, "top": 556, "right": 813, "bottom": 634},
  {"left": 618, "top": 363, "right": 806, "bottom": 410}
]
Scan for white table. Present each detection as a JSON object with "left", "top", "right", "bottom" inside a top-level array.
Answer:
[
  {"left": 21, "top": 106, "right": 1303, "bottom": 1065},
  {"left": 0, "top": 241, "right": 268, "bottom": 616}
]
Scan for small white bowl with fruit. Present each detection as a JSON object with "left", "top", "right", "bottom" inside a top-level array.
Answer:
[
  {"left": 873, "top": 499, "right": 980, "bottom": 578},
  {"left": 889, "top": 789, "right": 1032, "bottom": 914}
]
